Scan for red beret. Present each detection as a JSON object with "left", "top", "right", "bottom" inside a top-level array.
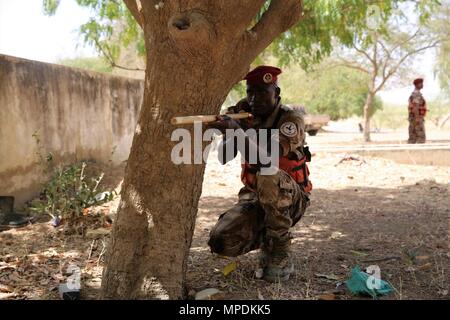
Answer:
[
  {"left": 244, "top": 66, "right": 282, "bottom": 86},
  {"left": 413, "top": 78, "right": 424, "bottom": 85}
]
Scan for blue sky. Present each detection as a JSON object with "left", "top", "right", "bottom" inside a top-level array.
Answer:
[
  {"left": 0, "top": 0, "right": 441, "bottom": 105},
  {"left": 0, "top": 0, "right": 96, "bottom": 62}
]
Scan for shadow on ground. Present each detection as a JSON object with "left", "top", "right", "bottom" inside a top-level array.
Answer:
[
  {"left": 0, "top": 180, "right": 447, "bottom": 300},
  {"left": 187, "top": 182, "right": 449, "bottom": 300}
]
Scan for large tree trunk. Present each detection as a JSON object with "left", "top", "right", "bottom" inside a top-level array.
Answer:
[
  {"left": 363, "top": 91, "right": 375, "bottom": 142},
  {"left": 101, "top": 0, "right": 302, "bottom": 299}
]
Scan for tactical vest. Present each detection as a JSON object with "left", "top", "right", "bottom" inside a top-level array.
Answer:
[
  {"left": 240, "top": 107, "right": 313, "bottom": 193},
  {"left": 408, "top": 95, "right": 427, "bottom": 118}
]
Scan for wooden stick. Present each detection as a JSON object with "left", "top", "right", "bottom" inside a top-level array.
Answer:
[
  {"left": 362, "top": 256, "right": 401, "bottom": 263},
  {"left": 170, "top": 112, "right": 252, "bottom": 125}
]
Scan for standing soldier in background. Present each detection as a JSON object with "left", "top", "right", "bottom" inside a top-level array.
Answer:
[{"left": 408, "top": 78, "right": 427, "bottom": 144}]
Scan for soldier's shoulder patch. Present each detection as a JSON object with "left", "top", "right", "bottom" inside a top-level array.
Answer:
[
  {"left": 280, "top": 122, "right": 298, "bottom": 137},
  {"left": 280, "top": 104, "right": 293, "bottom": 112}
]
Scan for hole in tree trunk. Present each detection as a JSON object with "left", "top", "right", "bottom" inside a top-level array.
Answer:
[{"left": 173, "top": 19, "right": 190, "bottom": 30}]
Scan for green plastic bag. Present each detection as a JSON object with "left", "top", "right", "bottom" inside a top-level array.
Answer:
[{"left": 345, "top": 266, "right": 394, "bottom": 298}]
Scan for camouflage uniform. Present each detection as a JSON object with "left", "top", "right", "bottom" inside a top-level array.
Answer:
[
  {"left": 208, "top": 102, "right": 311, "bottom": 282},
  {"left": 408, "top": 90, "right": 427, "bottom": 144}
]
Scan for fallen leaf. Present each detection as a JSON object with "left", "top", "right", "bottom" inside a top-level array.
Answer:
[
  {"left": 318, "top": 293, "right": 336, "bottom": 300},
  {"left": 8, "top": 273, "right": 24, "bottom": 283},
  {"left": 350, "top": 250, "right": 369, "bottom": 257},
  {"left": 330, "top": 231, "right": 343, "bottom": 240},
  {"left": 216, "top": 255, "right": 231, "bottom": 260},
  {"left": 257, "top": 288, "right": 264, "bottom": 300},
  {"left": 187, "top": 289, "right": 196, "bottom": 299},
  {"left": 223, "top": 261, "right": 237, "bottom": 276},
  {"left": 195, "top": 288, "right": 224, "bottom": 300},
  {"left": 438, "top": 289, "right": 448, "bottom": 296},
  {"left": 52, "top": 273, "right": 65, "bottom": 281},
  {"left": 415, "top": 255, "right": 429, "bottom": 261},
  {"left": 417, "top": 263, "right": 432, "bottom": 271},
  {"left": 0, "top": 292, "right": 16, "bottom": 300},
  {"left": 314, "top": 273, "right": 341, "bottom": 281},
  {"left": 435, "top": 241, "right": 446, "bottom": 249},
  {"left": 86, "top": 228, "right": 110, "bottom": 239},
  {"left": 0, "top": 266, "right": 16, "bottom": 272},
  {"left": 0, "top": 284, "right": 13, "bottom": 293}
]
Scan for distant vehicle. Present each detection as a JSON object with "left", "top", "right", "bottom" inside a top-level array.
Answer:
[{"left": 289, "top": 105, "right": 330, "bottom": 136}]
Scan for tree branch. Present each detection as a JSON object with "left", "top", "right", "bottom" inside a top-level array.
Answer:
[
  {"left": 377, "top": 29, "right": 422, "bottom": 89},
  {"left": 333, "top": 57, "right": 370, "bottom": 73},
  {"left": 217, "top": 0, "right": 266, "bottom": 32},
  {"left": 93, "top": 37, "right": 145, "bottom": 72},
  {"left": 353, "top": 43, "right": 376, "bottom": 65},
  {"left": 374, "top": 40, "right": 441, "bottom": 92},
  {"left": 372, "top": 37, "right": 379, "bottom": 77},
  {"left": 387, "top": 28, "right": 421, "bottom": 58},
  {"left": 123, "top": 0, "right": 144, "bottom": 29},
  {"left": 243, "top": 0, "right": 303, "bottom": 58},
  {"left": 377, "top": 39, "right": 390, "bottom": 56}
]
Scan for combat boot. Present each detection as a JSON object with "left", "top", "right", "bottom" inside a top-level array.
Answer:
[{"left": 262, "top": 238, "right": 294, "bottom": 283}]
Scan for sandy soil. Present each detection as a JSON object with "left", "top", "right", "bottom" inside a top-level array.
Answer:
[
  {"left": 0, "top": 131, "right": 449, "bottom": 300},
  {"left": 189, "top": 149, "right": 449, "bottom": 300}
]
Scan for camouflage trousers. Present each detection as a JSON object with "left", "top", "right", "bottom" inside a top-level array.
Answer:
[
  {"left": 208, "top": 170, "right": 310, "bottom": 257},
  {"left": 408, "top": 117, "right": 426, "bottom": 144}
]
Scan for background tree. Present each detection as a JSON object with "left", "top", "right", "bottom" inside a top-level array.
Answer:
[
  {"left": 430, "top": 0, "right": 450, "bottom": 95},
  {"left": 58, "top": 56, "right": 113, "bottom": 73},
  {"left": 44, "top": 0, "right": 145, "bottom": 74},
  {"left": 43, "top": 0, "right": 440, "bottom": 299},
  {"left": 330, "top": 2, "right": 442, "bottom": 141},
  {"left": 280, "top": 63, "right": 383, "bottom": 120},
  {"left": 429, "top": 0, "right": 450, "bottom": 127}
]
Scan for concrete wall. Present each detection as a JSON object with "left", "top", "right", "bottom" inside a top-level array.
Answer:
[{"left": 0, "top": 54, "right": 144, "bottom": 206}]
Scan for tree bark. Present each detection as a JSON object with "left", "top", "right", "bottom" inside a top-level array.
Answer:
[
  {"left": 363, "top": 91, "right": 375, "bottom": 142},
  {"left": 101, "top": 0, "right": 302, "bottom": 299}
]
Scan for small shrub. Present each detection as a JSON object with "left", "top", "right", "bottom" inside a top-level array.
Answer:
[
  {"left": 30, "top": 132, "right": 116, "bottom": 227},
  {"left": 30, "top": 162, "right": 115, "bottom": 221}
]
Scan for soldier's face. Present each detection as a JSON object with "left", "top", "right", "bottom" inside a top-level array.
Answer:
[
  {"left": 246, "top": 83, "right": 279, "bottom": 118},
  {"left": 416, "top": 82, "right": 423, "bottom": 90}
]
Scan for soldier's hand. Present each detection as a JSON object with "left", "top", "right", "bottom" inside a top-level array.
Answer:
[
  {"left": 206, "top": 115, "right": 242, "bottom": 134},
  {"left": 226, "top": 100, "right": 250, "bottom": 114},
  {"left": 232, "top": 100, "right": 252, "bottom": 130},
  {"left": 234, "top": 100, "right": 251, "bottom": 113}
]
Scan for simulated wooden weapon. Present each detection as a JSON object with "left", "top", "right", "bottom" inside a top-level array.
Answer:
[{"left": 170, "top": 112, "right": 252, "bottom": 125}]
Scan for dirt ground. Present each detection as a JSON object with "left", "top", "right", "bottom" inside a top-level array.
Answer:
[{"left": 1, "top": 129, "right": 449, "bottom": 300}]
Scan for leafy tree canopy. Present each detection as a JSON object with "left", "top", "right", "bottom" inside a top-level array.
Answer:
[
  {"left": 43, "top": 0, "right": 441, "bottom": 71},
  {"left": 58, "top": 56, "right": 113, "bottom": 73}
]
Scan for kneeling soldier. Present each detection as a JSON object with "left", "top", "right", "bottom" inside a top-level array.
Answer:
[{"left": 207, "top": 66, "right": 312, "bottom": 282}]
